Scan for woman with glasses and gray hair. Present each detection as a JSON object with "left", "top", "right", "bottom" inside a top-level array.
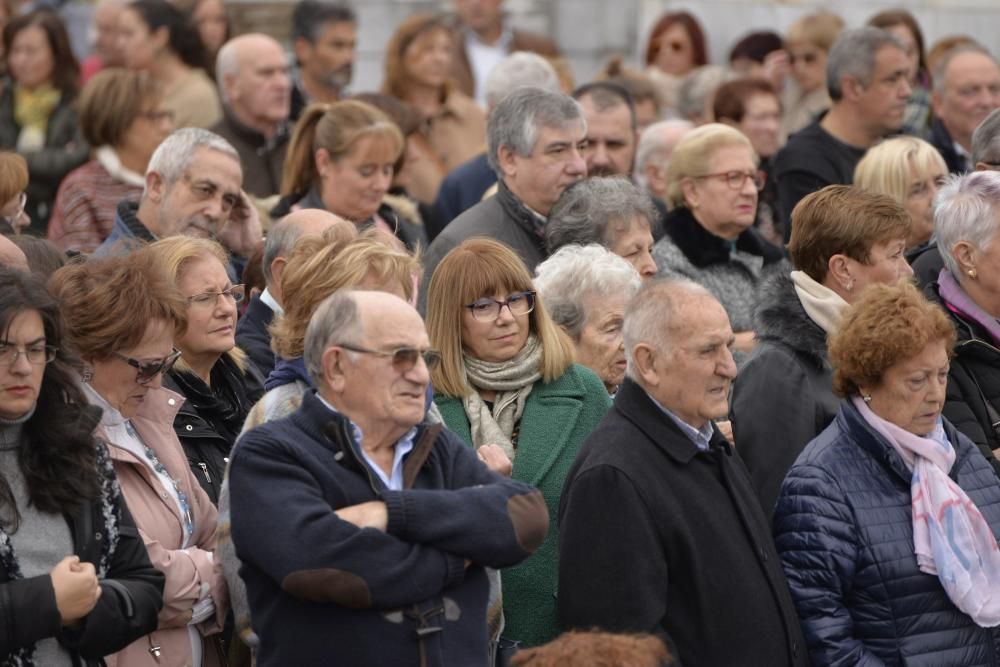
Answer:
[
  {"left": 426, "top": 238, "right": 610, "bottom": 649},
  {"left": 924, "top": 171, "right": 1000, "bottom": 479},
  {"left": 534, "top": 244, "right": 642, "bottom": 395},
  {"left": 51, "top": 249, "right": 227, "bottom": 667},
  {"left": 545, "top": 176, "right": 658, "bottom": 280},
  {"left": 652, "top": 123, "right": 784, "bottom": 356},
  {"left": 146, "top": 236, "right": 264, "bottom": 506}
]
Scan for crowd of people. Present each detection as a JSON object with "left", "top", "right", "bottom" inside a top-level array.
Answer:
[{"left": 3, "top": 0, "right": 1000, "bottom": 665}]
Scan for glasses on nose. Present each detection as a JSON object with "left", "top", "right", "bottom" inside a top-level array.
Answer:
[
  {"left": 336, "top": 343, "right": 441, "bottom": 373},
  {"left": 1, "top": 192, "right": 26, "bottom": 228},
  {"left": 465, "top": 291, "right": 536, "bottom": 322},
  {"left": 0, "top": 342, "right": 57, "bottom": 367},
  {"left": 694, "top": 170, "right": 766, "bottom": 191},
  {"left": 113, "top": 348, "right": 182, "bottom": 384},
  {"left": 186, "top": 284, "right": 245, "bottom": 309}
]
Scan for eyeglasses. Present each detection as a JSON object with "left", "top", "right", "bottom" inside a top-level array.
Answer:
[
  {"left": 693, "top": 170, "right": 766, "bottom": 191},
  {"left": 465, "top": 291, "right": 536, "bottom": 322},
  {"left": 113, "top": 348, "right": 182, "bottom": 384},
  {"left": 336, "top": 343, "right": 441, "bottom": 373},
  {"left": 187, "top": 284, "right": 245, "bottom": 308},
  {"left": 1, "top": 192, "right": 26, "bottom": 228},
  {"left": 0, "top": 342, "right": 57, "bottom": 366}
]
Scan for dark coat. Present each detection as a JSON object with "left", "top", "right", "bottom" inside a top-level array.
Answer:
[
  {"left": 431, "top": 152, "right": 496, "bottom": 235},
  {"left": 0, "top": 82, "right": 89, "bottom": 232},
  {"left": 731, "top": 272, "right": 841, "bottom": 515},
  {"left": 774, "top": 399, "right": 1000, "bottom": 666},
  {"left": 928, "top": 117, "right": 970, "bottom": 174},
  {"left": 210, "top": 108, "right": 289, "bottom": 198},
  {"left": 558, "top": 378, "right": 808, "bottom": 667},
  {"left": 164, "top": 354, "right": 265, "bottom": 506},
  {"left": 235, "top": 294, "right": 276, "bottom": 380},
  {"left": 925, "top": 279, "right": 1000, "bottom": 480},
  {"left": 228, "top": 389, "right": 548, "bottom": 667},
  {"left": 0, "top": 443, "right": 164, "bottom": 666}
]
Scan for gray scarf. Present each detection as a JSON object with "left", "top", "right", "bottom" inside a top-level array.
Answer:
[{"left": 462, "top": 334, "right": 542, "bottom": 459}]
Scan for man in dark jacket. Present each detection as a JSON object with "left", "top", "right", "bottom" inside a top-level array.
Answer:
[
  {"left": 558, "top": 280, "right": 807, "bottom": 667},
  {"left": 421, "top": 87, "right": 586, "bottom": 311},
  {"left": 228, "top": 289, "right": 548, "bottom": 666}
]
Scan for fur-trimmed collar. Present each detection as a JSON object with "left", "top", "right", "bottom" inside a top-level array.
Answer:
[
  {"left": 662, "top": 206, "right": 784, "bottom": 268},
  {"left": 754, "top": 272, "right": 828, "bottom": 364}
]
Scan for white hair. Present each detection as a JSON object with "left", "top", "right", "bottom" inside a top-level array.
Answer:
[
  {"left": 622, "top": 279, "right": 712, "bottom": 380},
  {"left": 534, "top": 244, "right": 642, "bottom": 339},
  {"left": 144, "top": 128, "right": 240, "bottom": 196},
  {"left": 484, "top": 51, "right": 560, "bottom": 110},
  {"left": 634, "top": 119, "right": 695, "bottom": 187},
  {"left": 934, "top": 171, "right": 1000, "bottom": 276},
  {"left": 303, "top": 290, "right": 363, "bottom": 381}
]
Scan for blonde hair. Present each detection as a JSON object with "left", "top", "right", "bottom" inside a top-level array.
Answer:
[
  {"left": 426, "top": 238, "right": 575, "bottom": 398},
  {"left": 854, "top": 136, "right": 947, "bottom": 205},
  {"left": 270, "top": 228, "right": 420, "bottom": 359},
  {"left": 664, "top": 123, "right": 755, "bottom": 208},
  {"left": 281, "top": 100, "right": 404, "bottom": 196},
  {"left": 786, "top": 10, "right": 845, "bottom": 52}
]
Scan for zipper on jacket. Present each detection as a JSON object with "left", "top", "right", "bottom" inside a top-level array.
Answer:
[{"left": 197, "top": 462, "right": 213, "bottom": 486}]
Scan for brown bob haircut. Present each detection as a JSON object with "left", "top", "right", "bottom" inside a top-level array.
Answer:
[
  {"left": 270, "top": 226, "right": 420, "bottom": 359},
  {"left": 0, "top": 152, "right": 28, "bottom": 206},
  {"left": 644, "top": 11, "right": 708, "bottom": 69},
  {"left": 78, "top": 68, "right": 161, "bottom": 147},
  {"left": 281, "top": 100, "right": 404, "bottom": 197},
  {"left": 787, "top": 185, "right": 912, "bottom": 283},
  {"left": 382, "top": 13, "right": 452, "bottom": 101},
  {"left": 3, "top": 9, "right": 80, "bottom": 94},
  {"left": 829, "top": 281, "right": 955, "bottom": 397},
  {"left": 713, "top": 77, "right": 779, "bottom": 124},
  {"left": 426, "top": 238, "right": 575, "bottom": 398},
  {"left": 50, "top": 248, "right": 188, "bottom": 360}
]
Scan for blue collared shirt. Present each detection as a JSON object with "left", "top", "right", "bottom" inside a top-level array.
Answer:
[
  {"left": 316, "top": 395, "right": 416, "bottom": 490},
  {"left": 648, "top": 395, "right": 715, "bottom": 451}
]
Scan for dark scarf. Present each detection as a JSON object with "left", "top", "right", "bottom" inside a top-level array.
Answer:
[
  {"left": 496, "top": 179, "right": 547, "bottom": 240},
  {"left": 662, "top": 206, "right": 784, "bottom": 268},
  {"left": 265, "top": 356, "right": 312, "bottom": 392},
  {"left": 115, "top": 200, "right": 156, "bottom": 243},
  {"left": 169, "top": 354, "right": 254, "bottom": 444}
]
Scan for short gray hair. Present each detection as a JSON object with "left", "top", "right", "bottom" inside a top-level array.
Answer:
[
  {"left": 933, "top": 44, "right": 994, "bottom": 96},
  {"left": 635, "top": 119, "right": 695, "bottom": 186},
  {"left": 484, "top": 52, "right": 560, "bottom": 110},
  {"left": 826, "top": 27, "right": 905, "bottom": 101},
  {"left": 534, "top": 244, "right": 642, "bottom": 339},
  {"left": 935, "top": 171, "right": 1000, "bottom": 276},
  {"left": 546, "top": 177, "right": 658, "bottom": 253},
  {"left": 215, "top": 39, "right": 239, "bottom": 98},
  {"left": 262, "top": 218, "right": 308, "bottom": 288},
  {"left": 145, "top": 128, "right": 240, "bottom": 193},
  {"left": 486, "top": 87, "right": 585, "bottom": 175},
  {"left": 973, "top": 108, "right": 1000, "bottom": 166},
  {"left": 676, "top": 65, "right": 730, "bottom": 121},
  {"left": 622, "top": 279, "right": 711, "bottom": 380},
  {"left": 303, "top": 289, "right": 363, "bottom": 382}
]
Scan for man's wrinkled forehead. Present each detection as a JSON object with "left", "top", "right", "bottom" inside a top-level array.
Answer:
[{"left": 530, "top": 118, "right": 587, "bottom": 155}]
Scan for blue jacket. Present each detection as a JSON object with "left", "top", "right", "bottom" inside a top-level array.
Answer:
[
  {"left": 228, "top": 389, "right": 548, "bottom": 666},
  {"left": 774, "top": 399, "right": 1000, "bottom": 666}
]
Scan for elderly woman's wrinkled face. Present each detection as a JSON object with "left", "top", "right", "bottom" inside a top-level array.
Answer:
[
  {"left": 865, "top": 339, "right": 949, "bottom": 436},
  {"left": 685, "top": 144, "right": 758, "bottom": 240},
  {"left": 0, "top": 310, "right": 46, "bottom": 420},
  {"left": 176, "top": 257, "right": 237, "bottom": 362},
  {"left": 574, "top": 294, "right": 627, "bottom": 393},
  {"left": 903, "top": 160, "right": 946, "bottom": 249},
  {"left": 607, "top": 215, "right": 657, "bottom": 280},
  {"left": 461, "top": 290, "right": 532, "bottom": 363},
  {"left": 89, "top": 318, "right": 174, "bottom": 418}
]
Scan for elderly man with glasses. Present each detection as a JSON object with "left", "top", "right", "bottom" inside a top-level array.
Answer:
[{"left": 227, "top": 288, "right": 548, "bottom": 667}]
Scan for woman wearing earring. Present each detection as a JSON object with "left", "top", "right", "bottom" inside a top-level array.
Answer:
[
  {"left": 924, "top": 172, "right": 1000, "bottom": 479},
  {"left": 731, "top": 185, "right": 913, "bottom": 515}
]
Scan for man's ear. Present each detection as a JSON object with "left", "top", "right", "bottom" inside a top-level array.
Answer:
[
  {"left": 631, "top": 343, "right": 660, "bottom": 388},
  {"left": 840, "top": 74, "right": 864, "bottom": 102},
  {"left": 270, "top": 256, "right": 287, "bottom": 293},
  {"left": 497, "top": 145, "right": 518, "bottom": 179},
  {"left": 321, "top": 346, "right": 349, "bottom": 394},
  {"left": 145, "top": 170, "right": 166, "bottom": 204}
]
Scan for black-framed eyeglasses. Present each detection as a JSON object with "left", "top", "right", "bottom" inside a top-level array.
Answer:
[
  {"left": 336, "top": 343, "right": 441, "bottom": 373},
  {"left": 113, "top": 348, "right": 182, "bottom": 384},
  {"left": 464, "top": 291, "right": 536, "bottom": 322},
  {"left": 0, "top": 342, "right": 57, "bottom": 366},
  {"left": 186, "top": 284, "right": 245, "bottom": 308},
  {"left": 693, "top": 170, "right": 766, "bottom": 191}
]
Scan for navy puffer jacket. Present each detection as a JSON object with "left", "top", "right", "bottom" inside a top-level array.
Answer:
[{"left": 774, "top": 399, "right": 1000, "bottom": 666}]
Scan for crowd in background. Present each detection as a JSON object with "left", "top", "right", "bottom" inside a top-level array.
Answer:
[{"left": 2, "top": 0, "right": 1000, "bottom": 665}]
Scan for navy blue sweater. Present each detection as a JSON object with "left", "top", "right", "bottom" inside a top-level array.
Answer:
[{"left": 228, "top": 390, "right": 548, "bottom": 666}]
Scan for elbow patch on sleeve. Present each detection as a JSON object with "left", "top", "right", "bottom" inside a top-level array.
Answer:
[
  {"left": 508, "top": 491, "right": 549, "bottom": 554},
  {"left": 281, "top": 569, "right": 372, "bottom": 608}
]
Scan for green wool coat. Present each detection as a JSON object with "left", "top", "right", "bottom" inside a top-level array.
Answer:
[{"left": 434, "top": 364, "right": 611, "bottom": 647}]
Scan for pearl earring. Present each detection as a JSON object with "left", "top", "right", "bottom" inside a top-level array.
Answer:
[
  {"left": 862, "top": 394, "right": 872, "bottom": 403},
  {"left": 969, "top": 268, "right": 978, "bottom": 279}
]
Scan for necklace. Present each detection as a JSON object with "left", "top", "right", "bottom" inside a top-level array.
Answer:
[{"left": 123, "top": 420, "right": 194, "bottom": 537}]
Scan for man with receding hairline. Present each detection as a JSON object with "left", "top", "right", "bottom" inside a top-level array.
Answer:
[
  {"left": 929, "top": 45, "right": 1000, "bottom": 174},
  {"left": 558, "top": 279, "right": 807, "bottom": 667}
]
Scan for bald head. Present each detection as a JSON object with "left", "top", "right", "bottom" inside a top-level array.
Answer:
[
  {"left": 263, "top": 209, "right": 352, "bottom": 304},
  {"left": 217, "top": 33, "right": 292, "bottom": 137},
  {"left": 0, "top": 235, "right": 28, "bottom": 271}
]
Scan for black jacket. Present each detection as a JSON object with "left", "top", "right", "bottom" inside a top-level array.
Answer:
[
  {"left": 558, "top": 378, "right": 808, "bottom": 667},
  {"left": 210, "top": 108, "right": 289, "bottom": 198},
  {"left": 925, "top": 279, "right": 1000, "bottom": 480},
  {"left": 165, "top": 354, "right": 265, "bottom": 505},
  {"left": 0, "top": 445, "right": 164, "bottom": 665},
  {"left": 235, "top": 294, "right": 276, "bottom": 380},
  {"left": 731, "top": 272, "right": 841, "bottom": 515},
  {"left": 928, "top": 117, "right": 970, "bottom": 174}
]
